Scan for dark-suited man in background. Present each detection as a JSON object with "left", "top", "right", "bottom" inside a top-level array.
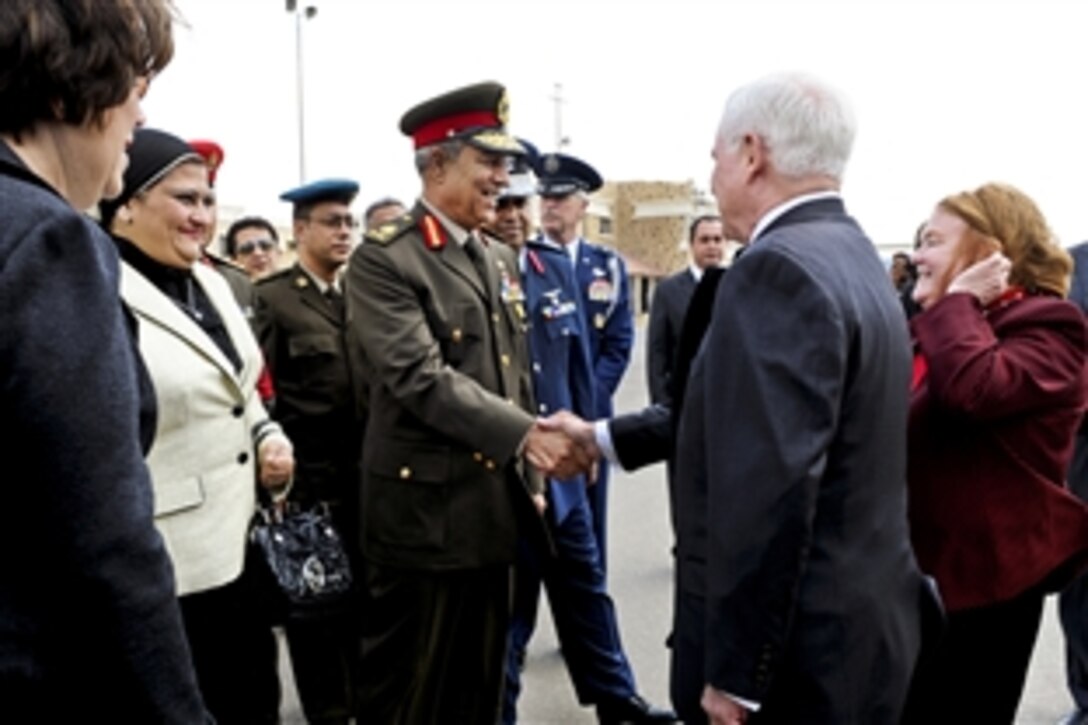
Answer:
[
  {"left": 1059, "top": 241, "right": 1088, "bottom": 725},
  {"left": 346, "top": 81, "right": 586, "bottom": 724},
  {"left": 254, "top": 178, "right": 363, "bottom": 724},
  {"left": 688, "top": 72, "right": 931, "bottom": 724},
  {"left": 646, "top": 215, "right": 725, "bottom": 406}
]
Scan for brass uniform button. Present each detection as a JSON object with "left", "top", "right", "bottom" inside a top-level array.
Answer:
[
  {"left": 451, "top": 328, "right": 463, "bottom": 343},
  {"left": 399, "top": 467, "right": 412, "bottom": 480}
]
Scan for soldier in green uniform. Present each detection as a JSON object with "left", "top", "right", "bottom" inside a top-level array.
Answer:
[
  {"left": 253, "top": 178, "right": 362, "bottom": 725},
  {"left": 347, "top": 81, "right": 590, "bottom": 724}
]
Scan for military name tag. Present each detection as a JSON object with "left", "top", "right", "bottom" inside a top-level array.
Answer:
[{"left": 587, "top": 278, "right": 613, "bottom": 302}]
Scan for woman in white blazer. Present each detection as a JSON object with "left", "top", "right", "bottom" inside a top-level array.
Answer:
[{"left": 100, "top": 129, "right": 294, "bottom": 725}]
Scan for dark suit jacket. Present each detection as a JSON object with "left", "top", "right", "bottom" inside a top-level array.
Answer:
[
  {"left": 347, "top": 203, "right": 540, "bottom": 570},
  {"left": 675, "top": 197, "right": 928, "bottom": 722},
  {"left": 909, "top": 292, "right": 1088, "bottom": 611},
  {"left": 646, "top": 268, "right": 696, "bottom": 405},
  {"left": 0, "top": 143, "right": 206, "bottom": 721}
]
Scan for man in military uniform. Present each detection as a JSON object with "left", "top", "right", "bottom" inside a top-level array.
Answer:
[
  {"left": 363, "top": 196, "right": 407, "bottom": 231},
  {"left": 346, "top": 81, "right": 588, "bottom": 724},
  {"left": 537, "top": 153, "right": 634, "bottom": 569},
  {"left": 253, "top": 178, "right": 362, "bottom": 725},
  {"left": 492, "top": 151, "right": 676, "bottom": 725}
]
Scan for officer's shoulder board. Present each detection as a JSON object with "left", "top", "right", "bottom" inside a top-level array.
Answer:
[
  {"left": 204, "top": 250, "right": 246, "bottom": 272},
  {"left": 253, "top": 266, "right": 293, "bottom": 288},
  {"left": 365, "top": 212, "right": 416, "bottom": 246}
]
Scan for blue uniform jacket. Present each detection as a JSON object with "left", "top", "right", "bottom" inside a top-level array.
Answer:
[
  {"left": 572, "top": 239, "right": 633, "bottom": 416},
  {"left": 522, "top": 239, "right": 596, "bottom": 523}
]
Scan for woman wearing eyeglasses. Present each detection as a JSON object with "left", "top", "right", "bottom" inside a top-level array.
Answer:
[
  {"left": 99, "top": 128, "right": 294, "bottom": 725},
  {"left": 902, "top": 182, "right": 1088, "bottom": 723},
  {"left": 226, "top": 215, "right": 283, "bottom": 280}
]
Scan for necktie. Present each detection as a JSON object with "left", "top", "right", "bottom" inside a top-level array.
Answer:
[
  {"left": 325, "top": 287, "right": 345, "bottom": 321},
  {"left": 463, "top": 234, "right": 492, "bottom": 292}
]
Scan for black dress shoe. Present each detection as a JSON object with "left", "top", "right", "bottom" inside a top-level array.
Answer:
[{"left": 596, "top": 694, "right": 678, "bottom": 724}]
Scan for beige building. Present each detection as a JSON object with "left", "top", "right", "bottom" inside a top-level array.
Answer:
[{"left": 582, "top": 180, "right": 739, "bottom": 314}]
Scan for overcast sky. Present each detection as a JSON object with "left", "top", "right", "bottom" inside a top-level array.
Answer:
[{"left": 147, "top": 0, "right": 1088, "bottom": 248}]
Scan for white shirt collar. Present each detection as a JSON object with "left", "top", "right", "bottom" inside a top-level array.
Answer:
[
  {"left": 689, "top": 265, "right": 704, "bottom": 282},
  {"left": 542, "top": 234, "right": 580, "bottom": 265},
  {"left": 298, "top": 260, "right": 338, "bottom": 294},
  {"left": 749, "top": 190, "right": 841, "bottom": 244}
]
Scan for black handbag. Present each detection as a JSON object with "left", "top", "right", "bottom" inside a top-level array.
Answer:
[{"left": 249, "top": 503, "right": 353, "bottom": 616}]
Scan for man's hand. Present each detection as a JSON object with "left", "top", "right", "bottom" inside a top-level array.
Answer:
[
  {"left": 537, "top": 410, "right": 600, "bottom": 459},
  {"left": 701, "top": 685, "right": 750, "bottom": 725},
  {"left": 947, "top": 250, "right": 1011, "bottom": 306},
  {"left": 523, "top": 421, "right": 593, "bottom": 480}
]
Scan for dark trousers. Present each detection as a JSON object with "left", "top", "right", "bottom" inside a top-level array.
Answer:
[
  {"left": 586, "top": 459, "right": 611, "bottom": 572},
  {"left": 179, "top": 570, "right": 280, "bottom": 725},
  {"left": 669, "top": 587, "right": 707, "bottom": 724},
  {"left": 284, "top": 611, "right": 356, "bottom": 724},
  {"left": 902, "top": 585, "right": 1045, "bottom": 724},
  {"left": 356, "top": 562, "right": 512, "bottom": 725},
  {"left": 503, "top": 501, "right": 636, "bottom": 724},
  {"left": 1060, "top": 432, "right": 1088, "bottom": 709},
  {"left": 282, "top": 497, "right": 358, "bottom": 725}
]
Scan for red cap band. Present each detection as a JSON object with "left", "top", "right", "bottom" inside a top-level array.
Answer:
[{"left": 412, "top": 110, "right": 499, "bottom": 149}]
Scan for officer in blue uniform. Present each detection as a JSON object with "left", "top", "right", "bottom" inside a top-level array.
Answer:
[
  {"left": 491, "top": 157, "right": 675, "bottom": 725},
  {"left": 537, "top": 153, "right": 634, "bottom": 570}
]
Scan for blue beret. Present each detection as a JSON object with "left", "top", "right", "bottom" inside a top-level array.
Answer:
[
  {"left": 280, "top": 178, "right": 359, "bottom": 206},
  {"left": 535, "top": 153, "right": 602, "bottom": 196}
]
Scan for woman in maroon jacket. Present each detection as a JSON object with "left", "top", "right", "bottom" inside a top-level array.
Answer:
[{"left": 905, "top": 182, "right": 1088, "bottom": 723}]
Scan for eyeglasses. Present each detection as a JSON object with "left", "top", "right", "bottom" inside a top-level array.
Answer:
[
  {"left": 309, "top": 214, "right": 359, "bottom": 230},
  {"left": 497, "top": 197, "right": 528, "bottom": 211},
  {"left": 236, "top": 238, "right": 277, "bottom": 255}
]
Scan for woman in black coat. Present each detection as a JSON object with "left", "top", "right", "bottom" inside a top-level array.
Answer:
[{"left": 0, "top": 2, "right": 209, "bottom": 722}]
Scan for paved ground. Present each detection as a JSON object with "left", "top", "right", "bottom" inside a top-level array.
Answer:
[{"left": 280, "top": 322, "right": 1078, "bottom": 724}]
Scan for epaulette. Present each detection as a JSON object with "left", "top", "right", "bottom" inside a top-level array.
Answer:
[
  {"left": 524, "top": 239, "right": 568, "bottom": 276},
  {"left": 254, "top": 266, "right": 293, "bottom": 287},
  {"left": 480, "top": 228, "right": 504, "bottom": 247},
  {"left": 203, "top": 250, "right": 246, "bottom": 272},
  {"left": 365, "top": 212, "right": 415, "bottom": 245}
]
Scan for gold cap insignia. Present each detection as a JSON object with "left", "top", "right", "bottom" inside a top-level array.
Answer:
[{"left": 497, "top": 89, "right": 510, "bottom": 126}]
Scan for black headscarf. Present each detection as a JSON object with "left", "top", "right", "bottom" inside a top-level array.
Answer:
[{"left": 98, "top": 128, "right": 200, "bottom": 229}]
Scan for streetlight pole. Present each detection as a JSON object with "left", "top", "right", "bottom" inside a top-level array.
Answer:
[
  {"left": 550, "top": 82, "right": 570, "bottom": 150},
  {"left": 286, "top": 0, "right": 317, "bottom": 184}
]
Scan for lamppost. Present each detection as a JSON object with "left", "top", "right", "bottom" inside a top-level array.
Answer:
[
  {"left": 286, "top": 0, "right": 317, "bottom": 184},
  {"left": 550, "top": 82, "right": 571, "bottom": 149}
]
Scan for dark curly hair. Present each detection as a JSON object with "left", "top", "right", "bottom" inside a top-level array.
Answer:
[{"left": 0, "top": 0, "right": 176, "bottom": 138}]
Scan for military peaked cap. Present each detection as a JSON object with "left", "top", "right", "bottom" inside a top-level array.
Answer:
[{"left": 400, "top": 81, "right": 525, "bottom": 156}]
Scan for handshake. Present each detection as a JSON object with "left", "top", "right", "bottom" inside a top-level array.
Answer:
[{"left": 523, "top": 410, "right": 602, "bottom": 480}]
